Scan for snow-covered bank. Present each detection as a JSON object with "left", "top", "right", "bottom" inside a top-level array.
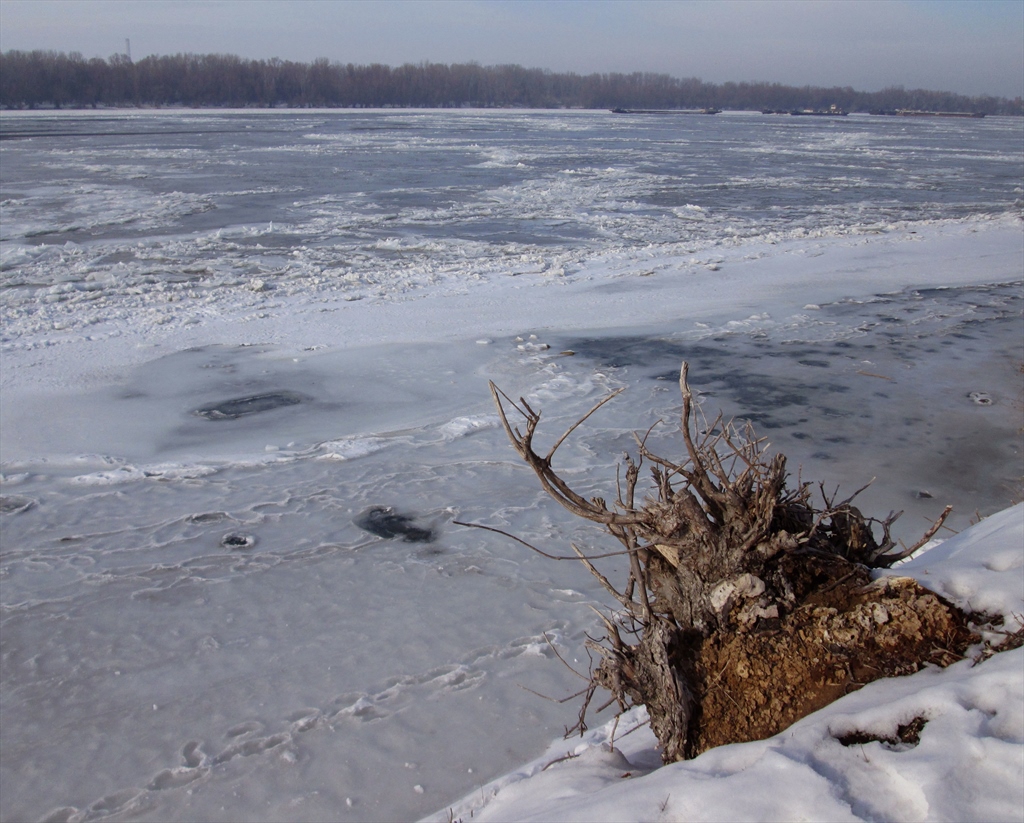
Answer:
[{"left": 429, "top": 505, "right": 1024, "bottom": 823}]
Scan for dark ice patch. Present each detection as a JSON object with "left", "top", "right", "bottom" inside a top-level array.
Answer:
[
  {"left": 0, "top": 496, "right": 35, "bottom": 515},
  {"left": 354, "top": 506, "right": 434, "bottom": 543},
  {"left": 194, "top": 391, "right": 308, "bottom": 420},
  {"left": 564, "top": 336, "right": 722, "bottom": 369},
  {"left": 221, "top": 533, "right": 256, "bottom": 550}
]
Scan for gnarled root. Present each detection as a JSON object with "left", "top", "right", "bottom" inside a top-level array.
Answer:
[
  {"left": 482, "top": 361, "right": 972, "bottom": 763},
  {"left": 593, "top": 618, "right": 698, "bottom": 761}
]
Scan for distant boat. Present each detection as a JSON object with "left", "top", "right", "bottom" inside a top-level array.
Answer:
[
  {"left": 610, "top": 108, "right": 721, "bottom": 115},
  {"left": 893, "top": 110, "right": 986, "bottom": 118},
  {"left": 762, "top": 105, "right": 847, "bottom": 116},
  {"left": 789, "top": 104, "right": 848, "bottom": 116}
]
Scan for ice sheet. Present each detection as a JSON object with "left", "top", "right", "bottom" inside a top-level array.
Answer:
[
  {"left": 1, "top": 110, "right": 1022, "bottom": 823},
  {"left": 3, "top": 227, "right": 1021, "bottom": 822}
]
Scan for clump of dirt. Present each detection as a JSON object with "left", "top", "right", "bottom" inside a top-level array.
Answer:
[
  {"left": 691, "top": 569, "right": 975, "bottom": 754},
  {"left": 836, "top": 716, "right": 929, "bottom": 749}
]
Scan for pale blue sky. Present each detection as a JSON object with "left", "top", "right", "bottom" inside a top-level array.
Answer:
[{"left": 1, "top": 0, "right": 1021, "bottom": 97}]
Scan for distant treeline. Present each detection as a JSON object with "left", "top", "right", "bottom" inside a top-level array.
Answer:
[{"left": 2, "top": 50, "right": 1021, "bottom": 115}]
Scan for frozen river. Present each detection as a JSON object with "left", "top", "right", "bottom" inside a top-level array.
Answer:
[{"left": 1, "top": 109, "right": 1022, "bottom": 822}]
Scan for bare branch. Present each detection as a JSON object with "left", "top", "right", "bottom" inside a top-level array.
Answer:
[
  {"left": 877, "top": 504, "right": 953, "bottom": 565},
  {"left": 546, "top": 389, "right": 625, "bottom": 461},
  {"left": 517, "top": 683, "right": 592, "bottom": 703},
  {"left": 453, "top": 520, "right": 635, "bottom": 561},
  {"left": 543, "top": 632, "right": 591, "bottom": 680},
  {"left": 569, "top": 543, "right": 637, "bottom": 612},
  {"left": 489, "top": 381, "right": 646, "bottom": 527}
]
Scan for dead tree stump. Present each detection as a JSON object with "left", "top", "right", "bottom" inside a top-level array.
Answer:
[{"left": 484, "top": 362, "right": 974, "bottom": 762}]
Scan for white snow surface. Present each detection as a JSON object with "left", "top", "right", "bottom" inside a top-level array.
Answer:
[{"left": 429, "top": 505, "right": 1024, "bottom": 823}]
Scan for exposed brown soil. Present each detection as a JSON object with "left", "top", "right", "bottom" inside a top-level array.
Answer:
[{"left": 689, "top": 563, "right": 976, "bottom": 755}]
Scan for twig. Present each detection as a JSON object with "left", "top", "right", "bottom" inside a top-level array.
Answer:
[
  {"left": 570, "top": 543, "right": 638, "bottom": 613},
  {"left": 818, "top": 569, "right": 860, "bottom": 595},
  {"left": 878, "top": 505, "right": 953, "bottom": 565},
  {"left": 611, "top": 715, "right": 652, "bottom": 740},
  {"left": 517, "top": 683, "right": 591, "bottom": 703},
  {"left": 541, "top": 751, "right": 579, "bottom": 771},
  {"left": 856, "top": 369, "right": 895, "bottom": 381},
  {"left": 453, "top": 520, "right": 634, "bottom": 561},
  {"left": 836, "top": 478, "right": 876, "bottom": 508},
  {"left": 609, "top": 713, "right": 621, "bottom": 750},
  {"left": 543, "top": 631, "right": 590, "bottom": 680},
  {"left": 546, "top": 389, "right": 625, "bottom": 460}
]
